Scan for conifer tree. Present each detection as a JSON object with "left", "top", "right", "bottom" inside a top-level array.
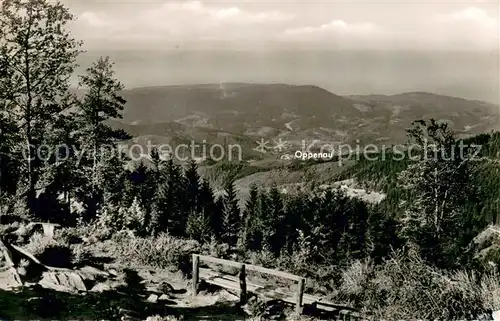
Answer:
[
  {"left": 337, "top": 197, "right": 369, "bottom": 262},
  {"left": 282, "top": 194, "right": 307, "bottom": 253},
  {"left": 199, "top": 179, "right": 215, "bottom": 217},
  {"left": 221, "top": 180, "right": 240, "bottom": 247},
  {"left": 149, "top": 147, "right": 163, "bottom": 171},
  {"left": 154, "top": 158, "right": 187, "bottom": 235},
  {"left": 0, "top": 0, "right": 82, "bottom": 213},
  {"left": 142, "top": 148, "right": 163, "bottom": 234},
  {"left": 267, "top": 184, "right": 285, "bottom": 254},
  {"left": 212, "top": 196, "right": 225, "bottom": 240},
  {"left": 367, "top": 206, "right": 401, "bottom": 264},
  {"left": 0, "top": 112, "right": 19, "bottom": 214},
  {"left": 197, "top": 178, "right": 221, "bottom": 239},
  {"left": 185, "top": 159, "right": 201, "bottom": 216},
  {"left": 187, "top": 212, "right": 213, "bottom": 243},
  {"left": 257, "top": 189, "right": 271, "bottom": 249},
  {"left": 75, "top": 56, "right": 129, "bottom": 220},
  {"left": 36, "top": 113, "right": 86, "bottom": 223},
  {"left": 242, "top": 184, "right": 260, "bottom": 250}
]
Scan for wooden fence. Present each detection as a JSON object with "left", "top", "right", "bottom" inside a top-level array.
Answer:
[
  {"left": 192, "top": 254, "right": 306, "bottom": 314},
  {"left": 191, "top": 254, "right": 362, "bottom": 320}
]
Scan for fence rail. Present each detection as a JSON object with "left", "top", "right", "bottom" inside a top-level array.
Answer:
[
  {"left": 192, "top": 254, "right": 306, "bottom": 314},
  {"left": 191, "top": 254, "right": 363, "bottom": 319}
]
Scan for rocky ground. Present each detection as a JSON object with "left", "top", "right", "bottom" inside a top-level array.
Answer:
[
  {"left": 0, "top": 225, "right": 245, "bottom": 320},
  {"left": 0, "top": 223, "right": 316, "bottom": 321}
]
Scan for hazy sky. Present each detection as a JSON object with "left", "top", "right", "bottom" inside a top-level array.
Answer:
[{"left": 64, "top": 0, "right": 500, "bottom": 51}]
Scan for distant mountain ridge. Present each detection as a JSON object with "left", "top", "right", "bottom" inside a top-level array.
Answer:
[{"left": 103, "top": 83, "right": 499, "bottom": 159}]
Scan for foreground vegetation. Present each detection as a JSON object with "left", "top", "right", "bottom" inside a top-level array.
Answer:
[{"left": 0, "top": 0, "right": 499, "bottom": 319}]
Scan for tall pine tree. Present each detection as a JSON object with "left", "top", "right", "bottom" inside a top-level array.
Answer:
[
  {"left": 267, "top": 184, "right": 285, "bottom": 255},
  {"left": 75, "top": 56, "right": 130, "bottom": 220},
  {"left": 185, "top": 159, "right": 201, "bottom": 217},
  {"left": 0, "top": 0, "right": 82, "bottom": 214},
  {"left": 221, "top": 180, "right": 240, "bottom": 247},
  {"left": 242, "top": 184, "right": 260, "bottom": 251}
]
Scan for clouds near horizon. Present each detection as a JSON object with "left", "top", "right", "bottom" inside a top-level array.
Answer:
[{"left": 67, "top": 0, "right": 499, "bottom": 51}]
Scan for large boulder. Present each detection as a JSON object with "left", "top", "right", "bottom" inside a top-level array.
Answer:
[
  {"left": 0, "top": 268, "right": 23, "bottom": 290},
  {"left": 38, "top": 271, "right": 87, "bottom": 293}
]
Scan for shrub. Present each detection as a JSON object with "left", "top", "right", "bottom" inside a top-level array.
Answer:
[
  {"left": 10, "top": 197, "right": 31, "bottom": 221},
  {"left": 358, "top": 246, "right": 493, "bottom": 319},
  {"left": 71, "top": 243, "right": 91, "bottom": 266},
  {"left": 13, "top": 223, "right": 32, "bottom": 244},
  {"left": 277, "top": 230, "right": 315, "bottom": 277},
  {"left": 23, "top": 232, "right": 74, "bottom": 268},
  {"left": 38, "top": 244, "right": 73, "bottom": 268},
  {"left": 248, "top": 244, "right": 277, "bottom": 269},
  {"left": 113, "top": 233, "right": 199, "bottom": 272},
  {"left": 97, "top": 198, "right": 146, "bottom": 233},
  {"left": 55, "top": 227, "right": 83, "bottom": 245},
  {"left": 202, "top": 236, "right": 229, "bottom": 259},
  {"left": 480, "top": 272, "right": 500, "bottom": 312},
  {"left": 437, "top": 270, "right": 484, "bottom": 318},
  {"left": 186, "top": 213, "right": 213, "bottom": 244},
  {"left": 340, "top": 258, "right": 374, "bottom": 305},
  {"left": 0, "top": 222, "right": 20, "bottom": 237},
  {"left": 244, "top": 296, "right": 269, "bottom": 319},
  {"left": 24, "top": 232, "right": 54, "bottom": 256},
  {"left": 87, "top": 224, "right": 113, "bottom": 243}
]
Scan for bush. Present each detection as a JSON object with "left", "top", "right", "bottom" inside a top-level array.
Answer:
[
  {"left": 113, "top": 233, "right": 199, "bottom": 272},
  {"left": 71, "top": 243, "right": 91, "bottom": 266},
  {"left": 276, "top": 230, "right": 315, "bottom": 277},
  {"left": 23, "top": 232, "right": 74, "bottom": 268},
  {"left": 87, "top": 224, "right": 113, "bottom": 243},
  {"left": 0, "top": 222, "right": 20, "bottom": 237},
  {"left": 202, "top": 236, "right": 229, "bottom": 259},
  {"left": 437, "top": 270, "right": 484, "bottom": 318},
  {"left": 357, "top": 246, "right": 494, "bottom": 319},
  {"left": 244, "top": 296, "right": 272, "bottom": 319},
  {"left": 24, "top": 232, "right": 55, "bottom": 256},
  {"left": 480, "top": 272, "right": 500, "bottom": 312},
  {"left": 97, "top": 198, "right": 146, "bottom": 233},
  {"left": 38, "top": 244, "right": 73, "bottom": 268},
  {"left": 339, "top": 259, "right": 374, "bottom": 305},
  {"left": 186, "top": 213, "right": 213, "bottom": 244},
  {"left": 248, "top": 244, "right": 277, "bottom": 269},
  {"left": 55, "top": 227, "right": 84, "bottom": 245}
]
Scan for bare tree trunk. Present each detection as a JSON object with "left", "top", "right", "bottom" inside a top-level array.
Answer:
[
  {"left": 434, "top": 168, "right": 440, "bottom": 232},
  {"left": 24, "top": 13, "right": 35, "bottom": 215}
]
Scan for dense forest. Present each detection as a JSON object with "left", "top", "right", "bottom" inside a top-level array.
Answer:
[{"left": 0, "top": 0, "right": 500, "bottom": 320}]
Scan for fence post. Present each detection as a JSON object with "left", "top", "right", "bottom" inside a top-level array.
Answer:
[
  {"left": 192, "top": 254, "right": 199, "bottom": 296},
  {"left": 239, "top": 264, "right": 247, "bottom": 305},
  {"left": 295, "top": 277, "right": 305, "bottom": 314}
]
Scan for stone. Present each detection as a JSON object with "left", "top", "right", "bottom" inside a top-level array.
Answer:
[
  {"left": 39, "top": 271, "right": 87, "bottom": 293},
  {"left": 90, "top": 282, "right": 112, "bottom": 293},
  {"left": 0, "top": 269, "right": 23, "bottom": 290},
  {"left": 80, "top": 266, "right": 109, "bottom": 276},
  {"left": 107, "top": 268, "right": 119, "bottom": 276},
  {"left": 17, "top": 266, "right": 27, "bottom": 276},
  {"left": 158, "top": 294, "right": 170, "bottom": 301},
  {"left": 147, "top": 294, "right": 158, "bottom": 303},
  {"left": 158, "top": 282, "right": 174, "bottom": 294}
]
